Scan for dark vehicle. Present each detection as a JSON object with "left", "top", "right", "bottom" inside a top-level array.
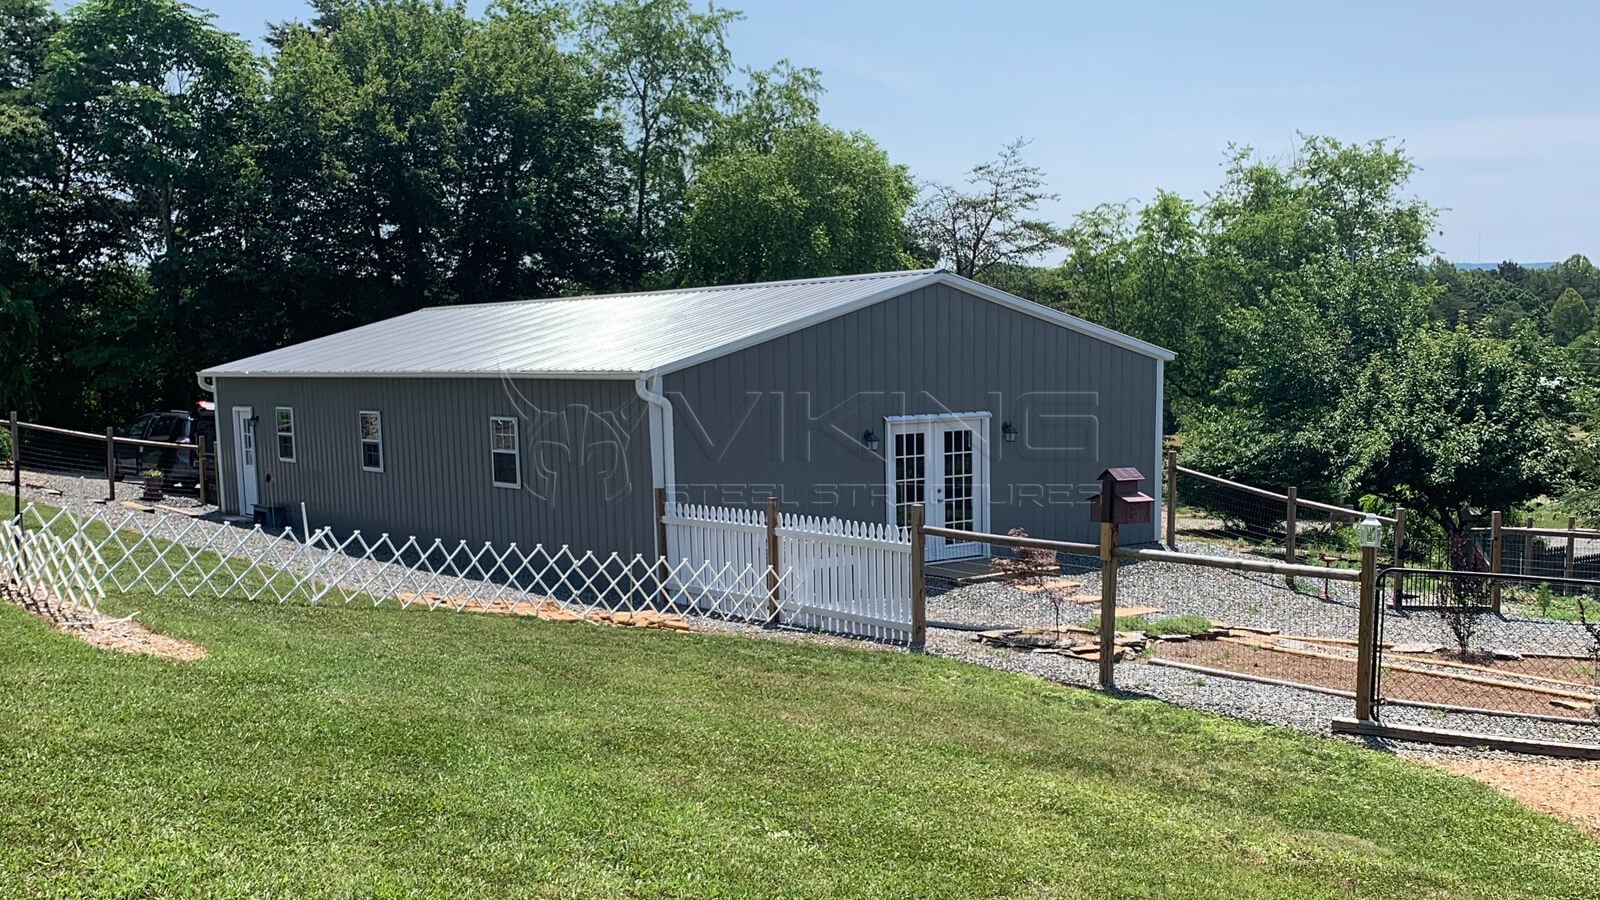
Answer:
[{"left": 114, "top": 402, "right": 218, "bottom": 492}]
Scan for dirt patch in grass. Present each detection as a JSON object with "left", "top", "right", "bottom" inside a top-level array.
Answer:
[
  {"left": 1153, "top": 639, "right": 1596, "bottom": 720},
  {"left": 3, "top": 580, "right": 207, "bottom": 662},
  {"left": 73, "top": 615, "right": 209, "bottom": 661},
  {"left": 1417, "top": 754, "right": 1600, "bottom": 839}
]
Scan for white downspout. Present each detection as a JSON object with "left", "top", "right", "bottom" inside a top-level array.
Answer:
[
  {"left": 634, "top": 373, "right": 676, "bottom": 502},
  {"left": 195, "top": 373, "right": 229, "bottom": 514}
]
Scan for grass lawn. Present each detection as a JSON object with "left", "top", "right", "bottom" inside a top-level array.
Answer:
[{"left": 2, "top": 501, "right": 1598, "bottom": 897}]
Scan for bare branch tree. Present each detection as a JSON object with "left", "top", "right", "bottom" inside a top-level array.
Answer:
[{"left": 908, "top": 138, "right": 1062, "bottom": 279}]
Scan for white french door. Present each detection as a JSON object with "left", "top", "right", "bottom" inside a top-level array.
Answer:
[{"left": 885, "top": 413, "right": 990, "bottom": 561}]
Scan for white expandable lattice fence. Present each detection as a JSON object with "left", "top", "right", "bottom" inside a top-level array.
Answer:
[{"left": 4, "top": 503, "right": 806, "bottom": 631}]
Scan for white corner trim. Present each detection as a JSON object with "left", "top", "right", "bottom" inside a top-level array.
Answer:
[{"left": 1153, "top": 358, "right": 1165, "bottom": 539}]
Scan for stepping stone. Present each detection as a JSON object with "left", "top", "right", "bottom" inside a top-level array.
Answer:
[
  {"left": 1113, "top": 606, "right": 1162, "bottom": 618},
  {"left": 156, "top": 504, "right": 205, "bottom": 517},
  {"left": 119, "top": 501, "right": 154, "bottom": 513},
  {"left": 1039, "top": 579, "right": 1081, "bottom": 591},
  {"left": 1391, "top": 642, "right": 1443, "bottom": 655}
]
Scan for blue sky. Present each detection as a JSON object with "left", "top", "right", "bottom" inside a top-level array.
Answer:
[{"left": 189, "top": 0, "right": 1600, "bottom": 264}]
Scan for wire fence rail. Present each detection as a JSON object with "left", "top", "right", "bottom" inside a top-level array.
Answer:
[{"left": 1164, "top": 453, "right": 1401, "bottom": 570}]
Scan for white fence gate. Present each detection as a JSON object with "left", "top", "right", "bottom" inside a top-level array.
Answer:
[
  {"left": 663, "top": 502, "right": 913, "bottom": 642},
  {"left": 779, "top": 514, "right": 913, "bottom": 642}
]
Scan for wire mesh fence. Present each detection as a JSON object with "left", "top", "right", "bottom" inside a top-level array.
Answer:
[
  {"left": 1377, "top": 569, "right": 1600, "bottom": 725},
  {"left": 1169, "top": 464, "right": 1396, "bottom": 570},
  {"left": 3, "top": 416, "right": 217, "bottom": 505},
  {"left": 1114, "top": 549, "right": 1365, "bottom": 697}
]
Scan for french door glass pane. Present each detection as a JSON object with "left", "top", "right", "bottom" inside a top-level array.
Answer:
[
  {"left": 942, "top": 428, "right": 974, "bottom": 539},
  {"left": 893, "top": 431, "right": 925, "bottom": 526}
]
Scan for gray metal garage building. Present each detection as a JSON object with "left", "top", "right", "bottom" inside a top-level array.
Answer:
[{"left": 199, "top": 269, "right": 1171, "bottom": 559}]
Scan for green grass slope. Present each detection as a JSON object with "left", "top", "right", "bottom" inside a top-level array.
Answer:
[{"left": 1, "top": 585, "right": 1596, "bottom": 898}]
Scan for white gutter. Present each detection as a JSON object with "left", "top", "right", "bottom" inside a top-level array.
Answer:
[
  {"left": 196, "top": 374, "right": 216, "bottom": 394},
  {"left": 634, "top": 374, "right": 676, "bottom": 508}
]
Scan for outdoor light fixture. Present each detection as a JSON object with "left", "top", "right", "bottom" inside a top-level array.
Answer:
[
  {"left": 1358, "top": 512, "right": 1383, "bottom": 549},
  {"left": 862, "top": 430, "right": 880, "bottom": 452},
  {"left": 1002, "top": 422, "right": 1018, "bottom": 443}
]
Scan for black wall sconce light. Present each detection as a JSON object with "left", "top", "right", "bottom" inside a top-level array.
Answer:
[
  {"left": 1002, "top": 422, "right": 1017, "bottom": 443},
  {"left": 862, "top": 429, "right": 881, "bottom": 452}
]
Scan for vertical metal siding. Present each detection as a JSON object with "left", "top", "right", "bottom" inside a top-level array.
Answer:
[
  {"left": 212, "top": 376, "right": 655, "bottom": 556},
  {"left": 664, "top": 283, "right": 1161, "bottom": 544}
]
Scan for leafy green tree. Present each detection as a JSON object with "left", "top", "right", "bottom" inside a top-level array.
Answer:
[
  {"left": 1549, "top": 287, "right": 1591, "bottom": 345},
  {"left": 908, "top": 138, "right": 1061, "bottom": 280},
  {"left": 1339, "top": 323, "right": 1570, "bottom": 533},
  {"left": 1182, "top": 136, "right": 1438, "bottom": 498},
  {"left": 679, "top": 124, "right": 915, "bottom": 284},
  {"left": 582, "top": 0, "right": 738, "bottom": 287},
  {"left": 697, "top": 59, "right": 821, "bottom": 160},
  {"left": 258, "top": 0, "right": 623, "bottom": 332},
  {"left": 0, "top": 0, "right": 58, "bottom": 414}
]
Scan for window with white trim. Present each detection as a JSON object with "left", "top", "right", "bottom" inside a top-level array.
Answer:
[
  {"left": 275, "top": 407, "right": 296, "bottom": 462},
  {"left": 359, "top": 410, "right": 383, "bottom": 472},
  {"left": 490, "top": 416, "right": 520, "bottom": 488}
]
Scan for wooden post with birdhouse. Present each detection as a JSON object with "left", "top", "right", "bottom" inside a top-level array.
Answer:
[{"left": 1088, "top": 467, "right": 1154, "bottom": 689}]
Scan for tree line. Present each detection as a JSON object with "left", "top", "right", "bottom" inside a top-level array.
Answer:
[{"left": 3, "top": 0, "right": 1595, "bottom": 540}]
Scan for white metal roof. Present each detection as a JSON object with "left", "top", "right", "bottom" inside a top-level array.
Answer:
[{"left": 200, "top": 269, "right": 1173, "bottom": 380}]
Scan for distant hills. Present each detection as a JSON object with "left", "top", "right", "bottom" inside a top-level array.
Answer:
[{"left": 1452, "top": 261, "right": 1558, "bottom": 270}]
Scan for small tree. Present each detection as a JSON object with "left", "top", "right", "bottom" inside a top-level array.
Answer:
[
  {"left": 991, "top": 528, "right": 1076, "bottom": 635},
  {"left": 1440, "top": 535, "right": 1489, "bottom": 660},
  {"left": 907, "top": 139, "right": 1061, "bottom": 280}
]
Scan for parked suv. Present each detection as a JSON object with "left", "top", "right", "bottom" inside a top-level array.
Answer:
[{"left": 114, "top": 402, "right": 218, "bottom": 492}]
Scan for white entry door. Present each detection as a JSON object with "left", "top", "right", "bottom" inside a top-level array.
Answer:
[
  {"left": 232, "top": 406, "right": 259, "bottom": 515},
  {"left": 886, "top": 413, "right": 990, "bottom": 561}
]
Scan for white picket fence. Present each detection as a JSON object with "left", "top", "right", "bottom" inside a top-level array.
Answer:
[{"left": 663, "top": 502, "right": 914, "bottom": 642}]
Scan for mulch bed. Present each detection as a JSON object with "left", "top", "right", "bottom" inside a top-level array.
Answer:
[
  {"left": 1416, "top": 754, "right": 1600, "bottom": 839},
  {"left": 1154, "top": 639, "right": 1598, "bottom": 721}
]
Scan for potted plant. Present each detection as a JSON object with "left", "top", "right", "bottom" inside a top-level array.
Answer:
[{"left": 141, "top": 468, "right": 165, "bottom": 501}]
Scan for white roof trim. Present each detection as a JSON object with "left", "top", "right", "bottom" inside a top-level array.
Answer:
[{"left": 646, "top": 271, "right": 1172, "bottom": 376}]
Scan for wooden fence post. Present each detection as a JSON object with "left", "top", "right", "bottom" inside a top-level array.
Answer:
[
  {"left": 654, "top": 487, "right": 669, "bottom": 605},
  {"left": 1098, "top": 521, "right": 1119, "bottom": 689},
  {"left": 765, "top": 495, "right": 780, "bottom": 619},
  {"left": 1391, "top": 507, "right": 1406, "bottom": 609},
  {"left": 1489, "top": 510, "right": 1503, "bottom": 612},
  {"left": 909, "top": 503, "right": 926, "bottom": 649},
  {"left": 197, "top": 435, "right": 208, "bottom": 506},
  {"left": 1164, "top": 449, "right": 1177, "bottom": 548},
  {"left": 1355, "top": 540, "right": 1379, "bottom": 721},
  {"left": 1522, "top": 516, "right": 1534, "bottom": 577},
  {"left": 1565, "top": 515, "right": 1577, "bottom": 594},
  {"left": 105, "top": 426, "right": 116, "bottom": 502},
  {"left": 8, "top": 411, "right": 18, "bottom": 513},
  {"left": 1284, "top": 486, "right": 1298, "bottom": 565}
]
